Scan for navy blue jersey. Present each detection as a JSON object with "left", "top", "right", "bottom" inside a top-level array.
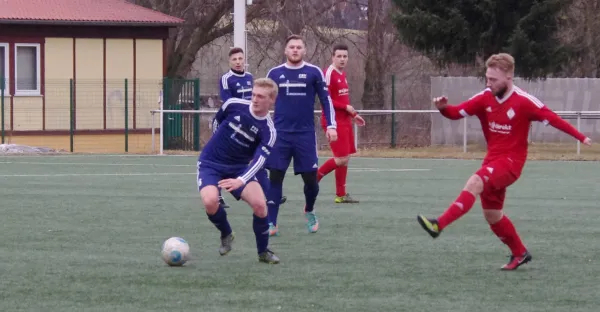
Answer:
[
  {"left": 219, "top": 70, "right": 253, "bottom": 101},
  {"left": 266, "top": 62, "right": 336, "bottom": 133},
  {"left": 200, "top": 98, "right": 276, "bottom": 184}
]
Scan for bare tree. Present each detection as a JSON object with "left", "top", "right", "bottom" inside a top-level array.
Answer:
[
  {"left": 561, "top": 0, "right": 600, "bottom": 77},
  {"left": 360, "top": 0, "right": 388, "bottom": 110},
  {"left": 132, "top": 0, "right": 269, "bottom": 78}
]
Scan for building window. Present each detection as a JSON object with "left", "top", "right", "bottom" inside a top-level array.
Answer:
[
  {"left": 0, "top": 43, "right": 8, "bottom": 93},
  {"left": 15, "top": 43, "right": 40, "bottom": 95}
]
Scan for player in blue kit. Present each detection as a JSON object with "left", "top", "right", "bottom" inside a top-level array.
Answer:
[
  {"left": 265, "top": 34, "right": 338, "bottom": 236},
  {"left": 219, "top": 47, "right": 253, "bottom": 102},
  {"left": 217, "top": 47, "right": 287, "bottom": 209},
  {"left": 198, "top": 78, "right": 280, "bottom": 264}
]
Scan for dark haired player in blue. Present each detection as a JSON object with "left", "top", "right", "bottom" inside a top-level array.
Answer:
[
  {"left": 199, "top": 78, "right": 279, "bottom": 264},
  {"left": 265, "top": 34, "right": 338, "bottom": 236},
  {"left": 217, "top": 47, "right": 287, "bottom": 209}
]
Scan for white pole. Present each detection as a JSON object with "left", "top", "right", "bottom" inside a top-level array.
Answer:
[
  {"left": 353, "top": 123, "right": 358, "bottom": 150},
  {"left": 151, "top": 111, "right": 155, "bottom": 153},
  {"left": 233, "top": 0, "right": 246, "bottom": 52},
  {"left": 577, "top": 113, "right": 581, "bottom": 155},
  {"left": 463, "top": 118, "right": 467, "bottom": 153},
  {"left": 159, "top": 90, "right": 164, "bottom": 155}
]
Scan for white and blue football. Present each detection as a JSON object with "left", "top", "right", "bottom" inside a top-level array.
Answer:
[{"left": 161, "top": 237, "right": 190, "bottom": 266}]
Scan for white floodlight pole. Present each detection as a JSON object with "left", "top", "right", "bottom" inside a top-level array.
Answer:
[{"left": 233, "top": 0, "right": 246, "bottom": 51}]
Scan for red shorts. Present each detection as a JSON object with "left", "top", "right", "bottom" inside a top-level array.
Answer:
[
  {"left": 475, "top": 157, "right": 522, "bottom": 210},
  {"left": 324, "top": 123, "right": 356, "bottom": 158}
]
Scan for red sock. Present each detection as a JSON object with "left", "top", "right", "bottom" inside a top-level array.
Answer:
[
  {"left": 334, "top": 165, "right": 348, "bottom": 197},
  {"left": 317, "top": 158, "right": 337, "bottom": 182},
  {"left": 489, "top": 215, "right": 527, "bottom": 256},
  {"left": 437, "top": 191, "right": 476, "bottom": 230}
]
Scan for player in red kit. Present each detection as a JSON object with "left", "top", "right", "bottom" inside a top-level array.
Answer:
[
  {"left": 417, "top": 53, "right": 592, "bottom": 270},
  {"left": 317, "top": 44, "right": 365, "bottom": 203}
]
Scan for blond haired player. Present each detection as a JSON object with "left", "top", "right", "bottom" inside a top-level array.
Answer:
[{"left": 417, "top": 53, "right": 592, "bottom": 270}]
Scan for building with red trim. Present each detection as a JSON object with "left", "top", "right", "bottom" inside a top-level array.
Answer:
[{"left": 0, "top": 0, "right": 183, "bottom": 152}]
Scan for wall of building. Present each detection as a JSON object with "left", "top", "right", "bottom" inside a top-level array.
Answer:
[
  {"left": 3, "top": 132, "right": 159, "bottom": 154},
  {"left": 10, "top": 37, "right": 163, "bottom": 132}
]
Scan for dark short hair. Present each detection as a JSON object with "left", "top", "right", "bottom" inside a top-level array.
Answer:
[
  {"left": 229, "top": 47, "right": 244, "bottom": 57},
  {"left": 285, "top": 34, "right": 304, "bottom": 45},
  {"left": 332, "top": 43, "right": 348, "bottom": 55}
]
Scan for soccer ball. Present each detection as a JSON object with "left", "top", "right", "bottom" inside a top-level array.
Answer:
[{"left": 161, "top": 237, "right": 190, "bottom": 266}]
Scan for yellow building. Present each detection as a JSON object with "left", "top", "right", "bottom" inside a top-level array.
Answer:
[{"left": 0, "top": 0, "right": 183, "bottom": 153}]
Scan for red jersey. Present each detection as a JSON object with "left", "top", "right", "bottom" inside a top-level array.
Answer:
[
  {"left": 441, "top": 86, "right": 586, "bottom": 168},
  {"left": 321, "top": 65, "right": 353, "bottom": 127}
]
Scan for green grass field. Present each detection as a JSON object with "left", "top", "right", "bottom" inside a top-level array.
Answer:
[{"left": 0, "top": 155, "right": 598, "bottom": 312}]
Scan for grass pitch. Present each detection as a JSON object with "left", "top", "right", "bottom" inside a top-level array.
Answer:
[{"left": 0, "top": 155, "right": 598, "bottom": 311}]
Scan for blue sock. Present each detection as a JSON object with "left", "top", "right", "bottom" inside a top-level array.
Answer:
[
  {"left": 304, "top": 180, "right": 319, "bottom": 212},
  {"left": 207, "top": 206, "right": 232, "bottom": 238},
  {"left": 267, "top": 181, "right": 283, "bottom": 225},
  {"left": 253, "top": 214, "right": 269, "bottom": 254}
]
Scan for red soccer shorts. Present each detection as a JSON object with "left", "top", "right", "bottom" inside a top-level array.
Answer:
[
  {"left": 325, "top": 123, "right": 356, "bottom": 158},
  {"left": 475, "top": 157, "right": 522, "bottom": 210}
]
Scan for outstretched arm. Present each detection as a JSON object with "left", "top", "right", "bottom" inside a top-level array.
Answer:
[
  {"left": 527, "top": 102, "right": 588, "bottom": 143},
  {"left": 436, "top": 91, "right": 487, "bottom": 120}
]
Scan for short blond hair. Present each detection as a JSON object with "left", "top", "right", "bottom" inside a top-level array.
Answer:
[
  {"left": 253, "top": 78, "right": 278, "bottom": 99},
  {"left": 485, "top": 53, "right": 515, "bottom": 75}
]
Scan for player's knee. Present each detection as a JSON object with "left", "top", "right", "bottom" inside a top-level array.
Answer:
[
  {"left": 334, "top": 156, "right": 349, "bottom": 166},
  {"left": 251, "top": 201, "right": 268, "bottom": 218},
  {"left": 483, "top": 209, "right": 503, "bottom": 224},
  {"left": 201, "top": 191, "right": 220, "bottom": 215},
  {"left": 269, "top": 169, "right": 285, "bottom": 185},
  {"left": 464, "top": 174, "right": 484, "bottom": 195},
  {"left": 199, "top": 185, "right": 220, "bottom": 214}
]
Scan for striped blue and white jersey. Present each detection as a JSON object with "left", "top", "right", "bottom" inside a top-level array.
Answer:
[
  {"left": 266, "top": 61, "right": 336, "bottom": 133},
  {"left": 219, "top": 70, "right": 253, "bottom": 101},
  {"left": 199, "top": 98, "right": 276, "bottom": 184}
]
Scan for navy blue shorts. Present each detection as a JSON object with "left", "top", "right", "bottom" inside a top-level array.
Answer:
[
  {"left": 255, "top": 168, "right": 270, "bottom": 193},
  {"left": 196, "top": 161, "right": 258, "bottom": 200},
  {"left": 265, "top": 131, "right": 318, "bottom": 174}
]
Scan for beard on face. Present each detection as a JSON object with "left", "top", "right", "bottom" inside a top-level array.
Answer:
[
  {"left": 287, "top": 54, "right": 302, "bottom": 65},
  {"left": 494, "top": 84, "right": 508, "bottom": 99}
]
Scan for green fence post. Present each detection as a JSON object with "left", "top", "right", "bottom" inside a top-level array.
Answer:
[
  {"left": 1, "top": 76, "right": 5, "bottom": 144},
  {"left": 124, "top": 78, "right": 129, "bottom": 153},
  {"left": 70, "top": 79, "right": 74, "bottom": 152},
  {"left": 193, "top": 78, "right": 200, "bottom": 151},
  {"left": 391, "top": 74, "right": 396, "bottom": 148}
]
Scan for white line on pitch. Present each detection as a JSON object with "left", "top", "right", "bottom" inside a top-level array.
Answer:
[
  {"left": 0, "top": 161, "right": 191, "bottom": 167},
  {"left": 349, "top": 168, "right": 430, "bottom": 172},
  {"left": 0, "top": 161, "right": 431, "bottom": 172},
  {"left": 0, "top": 173, "right": 195, "bottom": 177},
  {"left": 0, "top": 168, "right": 429, "bottom": 178}
]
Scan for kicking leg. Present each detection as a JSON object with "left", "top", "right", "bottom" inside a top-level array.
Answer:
[
  {"left": 240, "top": 181, "right": 280, "bottom": 264},
  {"left": 417, "top": 173, "right": 481, "bottom": 238},
  {"left": 200, "top": 185, "right": 234, "bottom": 256}
]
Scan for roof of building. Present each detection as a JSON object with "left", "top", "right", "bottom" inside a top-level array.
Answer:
[{"left": 0, "top": 0, "right": 184, "bottom": 26}]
